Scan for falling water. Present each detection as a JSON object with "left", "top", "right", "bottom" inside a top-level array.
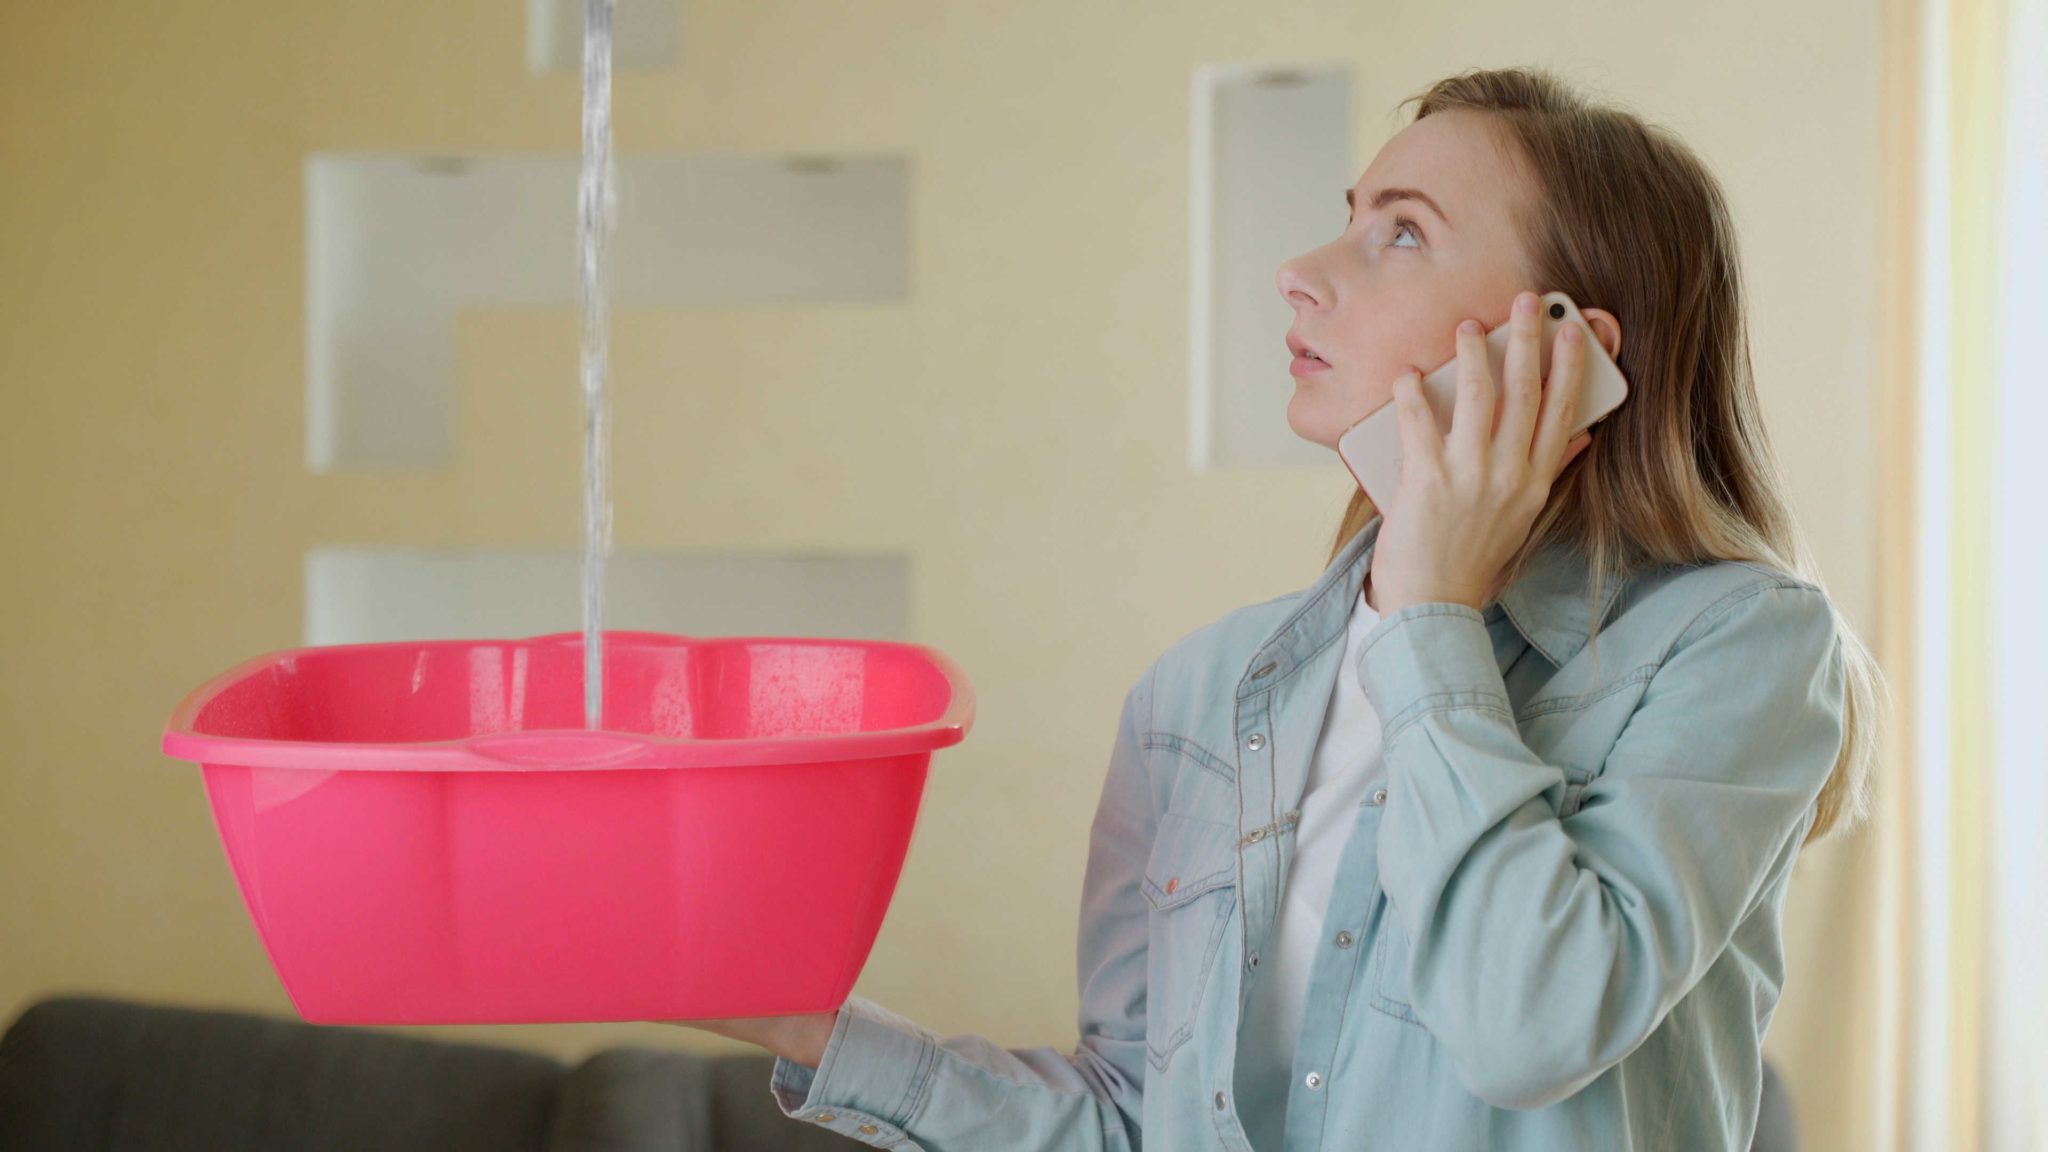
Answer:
[{"left": 578, "top": 0, "right": 615, "bottom": 729}]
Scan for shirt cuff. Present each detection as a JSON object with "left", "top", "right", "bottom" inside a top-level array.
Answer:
[
  {"left": 1355, "top": 601, "right": 1513, "bottom": 739},
  {"left": 768, "top": 995, "right": 938, "bottom": 1148}
]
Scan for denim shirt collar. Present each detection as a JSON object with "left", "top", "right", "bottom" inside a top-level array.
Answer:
[
  {"left": 1491, "top": 534, "right": 1633, "bottom": 668},
  {"left": 1242, "top": 513, "right": 1627, "bottom": 698}
]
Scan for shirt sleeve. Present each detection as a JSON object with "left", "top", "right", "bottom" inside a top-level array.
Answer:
[
  {"left": 765, "top": 663, "right": 1158, "bottom": 1151},
  {"left": 1353, "top": 581, "right": 1847, "bottom": 1111}
]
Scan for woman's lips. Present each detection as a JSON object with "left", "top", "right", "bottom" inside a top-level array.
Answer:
[{"left": 1290, "top": 355, "right": 1330, "bottom": 376}]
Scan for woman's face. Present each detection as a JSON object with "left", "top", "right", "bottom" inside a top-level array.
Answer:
[{"left": 1277, "top": 109, "right": 1552, "bottom": 450}]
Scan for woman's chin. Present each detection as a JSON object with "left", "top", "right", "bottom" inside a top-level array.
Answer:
[{"left": 1285, "top": 398, "right": 1343, "bottom": 451}]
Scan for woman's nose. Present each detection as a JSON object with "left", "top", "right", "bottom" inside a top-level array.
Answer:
[{"left": 1276, "top": 258, "right": 1324, "bottom": 312}]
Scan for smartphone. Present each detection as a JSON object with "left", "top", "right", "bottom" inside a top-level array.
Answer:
[{"left": 1336, "top": 291, "right": 1628, "bottom": 512}]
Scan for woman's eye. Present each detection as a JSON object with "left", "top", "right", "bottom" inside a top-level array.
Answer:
[{"left": 1391, "top": 219, "right": 1421, "bottom": 248}]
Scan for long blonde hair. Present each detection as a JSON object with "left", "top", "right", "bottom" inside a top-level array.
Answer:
[{"left": 1328, "top": 67, "right": 1884, "bottom": 844}]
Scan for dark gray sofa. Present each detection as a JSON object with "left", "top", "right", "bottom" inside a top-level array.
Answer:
[
  {"left": 0, "top": 994, "right": 1797, "bottom": 1150},
  {"left": 0, "top": 996, "right": 861, "bottom": 1151}
]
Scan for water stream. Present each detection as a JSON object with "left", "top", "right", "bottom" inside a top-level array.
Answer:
[{"left": 578, "top": 0, "right": 615, "bottom": 729}]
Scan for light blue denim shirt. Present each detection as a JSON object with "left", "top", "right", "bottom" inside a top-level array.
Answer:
[{"left": 767, "top": 512, "right": 1847, "bottom": 1151}]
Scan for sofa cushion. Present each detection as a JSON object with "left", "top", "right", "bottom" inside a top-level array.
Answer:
[{"left": 0, "top": 996, "right": 563, "bottom": 1152}]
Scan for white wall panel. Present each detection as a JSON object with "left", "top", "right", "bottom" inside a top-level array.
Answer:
[{"left": 1189, "top": 64, "right": 1352, "bottom": 471}]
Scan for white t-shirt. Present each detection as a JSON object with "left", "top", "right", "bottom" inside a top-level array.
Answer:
[{"left": 1231, "top": 583, "right": 1386, "bottom": 1152}]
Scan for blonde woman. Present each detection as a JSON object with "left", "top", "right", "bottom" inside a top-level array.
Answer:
[{"left": 673, "top": 65, "right": 1885, "bottom": 1152}]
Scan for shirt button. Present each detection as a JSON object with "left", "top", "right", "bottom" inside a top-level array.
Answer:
[
  {"left": 1216, "top": 1090, "right": 1227, "bottom": 1110},
  {"left": 1246, "top": 733, "right": 1265, "bottom": 751},
  {"left": 1246, "top": 828, "right": 1265, "bottom": 843},
  {"left": 1306, "top": 1072, "right": 1323, "bottom": 1090},
  {"left": 818, "top": 1113, "right": 836, "bottom": 1122},
  {"left": 1336, "top": 930, "right": 1354, "bottom": 948},
  {"left": 1373, "top": 788, "right": 1388, "bottom": 805},
  {"left": 859, "top": 1125, "right": 879, "bottom": 1135},
  {"left": 1247, "top": 950, "right": 1260, "bottom": 969}
]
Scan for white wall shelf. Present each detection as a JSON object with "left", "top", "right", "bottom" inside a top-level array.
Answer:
[
  {"left": 527, "top": 0, "right": 681, "bottom": 73},
  {"left": 304, "top": 151, "right": 910, "bottom": 471},
  {"left": 304, "top": 547, "right": 912, "bottom": 646}
]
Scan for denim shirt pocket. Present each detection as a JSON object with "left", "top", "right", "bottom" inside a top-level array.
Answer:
[
  {"left": 1370, "top": 764, "right": 1601, "bottom": 1026},
  {"left": 1140, "top": 811, "right": 1240, "bottom": 1070},
  {"left": 1369, "top": 896, "right": 1425, "bottom": 1027}
]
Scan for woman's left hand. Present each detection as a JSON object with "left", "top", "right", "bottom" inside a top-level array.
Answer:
[
  {"left": 1367, "top": 290, "right": 1596, "bottom": 615},
  {"left": 661, "top": 1009, "right": 841, "bottom": 1070}
]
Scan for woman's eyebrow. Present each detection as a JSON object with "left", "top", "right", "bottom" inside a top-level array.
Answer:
[{"left": 1345, "top": 186, "right": 1453, "bottom": 229}]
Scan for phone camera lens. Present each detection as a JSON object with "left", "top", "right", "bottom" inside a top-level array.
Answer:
[{"left": 1548, "top": 303, "right": 1565, "bottom": 320}]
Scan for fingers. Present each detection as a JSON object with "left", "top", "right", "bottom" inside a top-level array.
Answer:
[
  {"left": 1531, "top": 320, "right": 1586, "bottom": 470},
  {"left": 1393, "top": 368, "right": 1444, "bottom": 491},
  {"left": 1493, "top": 291, "right": 1544, "bottom": 474},
  {"left": 1447, "top": 317, "right": 1495, "bottom": 463}
]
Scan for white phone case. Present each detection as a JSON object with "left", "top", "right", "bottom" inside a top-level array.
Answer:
[{"left": 1336, "top": 290, "right": 1628, "bottom": 513}]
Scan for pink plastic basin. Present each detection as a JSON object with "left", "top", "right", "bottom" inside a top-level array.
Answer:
[{"left": 160, "top": 631, "right": 973, "bottom": 1026}]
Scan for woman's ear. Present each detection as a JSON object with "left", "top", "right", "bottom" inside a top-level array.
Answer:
[{"left": 1578, "top": 308, "right": 1623, "bottom": 362}]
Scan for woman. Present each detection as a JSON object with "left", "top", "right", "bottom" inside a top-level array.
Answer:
[{"left": 671, "top": 65, "right": 1885, "bottom": 1152}]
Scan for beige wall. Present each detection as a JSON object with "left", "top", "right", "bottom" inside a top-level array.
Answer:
[{"left": 0, "top": 1, "right": 1884, "bottom": 1147}]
